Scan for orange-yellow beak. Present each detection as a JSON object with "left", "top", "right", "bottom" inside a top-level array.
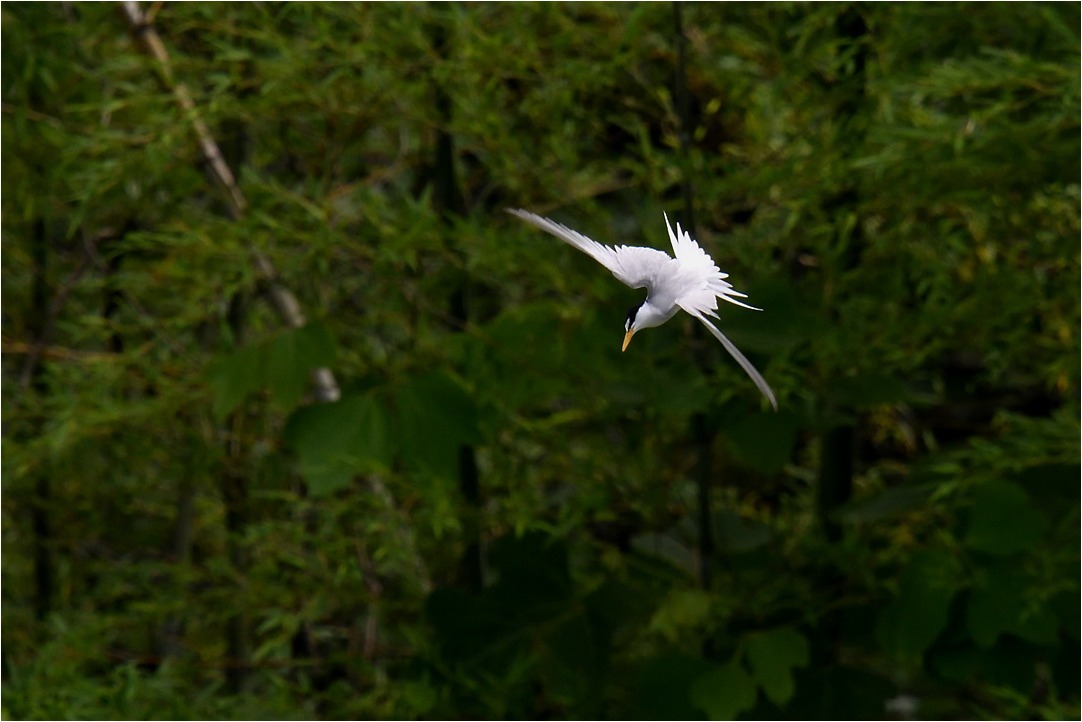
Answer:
[{"left": 621, "top": 329, "right": 635, "bottom": 352}]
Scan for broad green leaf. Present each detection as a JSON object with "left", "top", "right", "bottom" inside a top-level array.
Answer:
[
  {"left": 393, "top": 371, "right": 480, "bottom": 481},
  {"left": 283, "top": 391, "right": 390, "bottom": 496},
  {"left": 876, "top": 550, "right": 961, "bottom": 663},
  {"left": 648, "top": 589, "right": 713, "bottom": 643},
  {"left": 745, "top": 628, "right": 810, "bottom": 706},
  {"left": 266, "top": 333, "right": 308, "bottom": 410},
  {"left": 967, "top": 562, "right": 1058, "bottom": 647},
  {"left": 206, "top": 344, "right": 264, "bottom": 419},
  {"left": 965, "top": 480, "right": 1047, "bottom": 555},
  {"left": 690, "top": 661, "right": 758, "bottom": 721},
  {"left": 266, "top": 323, "right": 338, "bottom": 409},
  {"left": 207, "top": 323, "right": 338, "bottom": 416}
]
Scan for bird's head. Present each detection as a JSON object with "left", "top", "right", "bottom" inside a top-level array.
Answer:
[{"left": 622, "top": 300, "right": 672, "bottom": 351}]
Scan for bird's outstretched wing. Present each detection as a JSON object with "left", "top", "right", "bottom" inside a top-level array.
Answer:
[
  {"left": 508, "top": 209, "right": 674, "bottom": 291},
  {"left": 679, "top": 304, "right": 778, "bottom": 410},
  {"left": 664, "top": 213, "right": 760, "bottom": 312}
]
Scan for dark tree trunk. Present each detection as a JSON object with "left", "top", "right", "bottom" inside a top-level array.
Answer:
[
  {"left": 815, "top": 5, "right": 870, "bottom": 538},
  {"left": 431, "top": 14, "right": 484, "bottom": 593},
  {"left": 673, "top": 2, "right": 716, "bottom": 597}
]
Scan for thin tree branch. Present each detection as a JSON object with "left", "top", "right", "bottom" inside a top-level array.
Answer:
[
  {"left": 120, "top": 1, "right": 244, "bottom": 216},
  {"left": 120, "top": 0, "right": 339, "bottom": 403}
]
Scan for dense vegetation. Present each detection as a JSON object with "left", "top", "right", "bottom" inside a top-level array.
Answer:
[{"left": 3, "top": 3, "right": 1079, "bottom": 719}]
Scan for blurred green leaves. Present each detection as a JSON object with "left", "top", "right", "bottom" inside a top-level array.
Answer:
[
  {"left": 724, "top": 409, "right": 800, "bottom": 474},
  {"left": 687, "top": 628, "right": 811, "bottom": 719},
  {"left": 876, "top": 550, "right": 961, "bottom": 664},
  {"left": 966, "top": 562, "right": 1058, "bottom": 648},
  {"left": 207, "top": 321, "right": 336, "bottom": 418},
  {"left": 965, "top": 480, "right": 1047, "bottom": 556},
  {"left": 208, "top": 322, "right": 484, "bottom": 495},
  {"left": 4, "top": 2, "right": 1079, "bottom": 720},
  {"left": 282, "top": 391, "right": 390, "bottom": 496},
  {"left": 691, "top": 661, "right": 758, "bottom": 720},
  {"left": 426, "top": 533, "right": 615, "bottom": 717},
  {"left": 282, "top": 370, "right": 481, "bottom": 496},
  {"left": 745, "top": 628, "right": 810, "bottom": 706},
  {"left": 394, "top": 371, "right": 482, "bottom": 480}
]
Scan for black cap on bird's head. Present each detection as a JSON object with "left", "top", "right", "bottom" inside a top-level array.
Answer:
[
  {"left": 623, "top": 301, "right": 644, "bottom": 352},
  {"left": 624, "top": 302, "right": 643, "bottom": 331}
]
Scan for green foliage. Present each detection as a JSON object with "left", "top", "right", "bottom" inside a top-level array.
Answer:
[
  {"left": 3, "top": 2, "right": 1079, "bottom": 720},
  {"left": 393, "top": 371, "right": 482, "bottom": 481},
  {"left": 691, "top": 661, "right": 759, "bottom": 720},
  {"left": 745, "top": 628, "right": 810, "bottom": 707},
  {"left": 208, "top": 322, "right": 337, "bottom": 418},
  {"left": 283, "top": 390, "right": 390, "bottom": 496},
  {"left": 965, "top": 479, "right": 1048, "bottom": 555},
  {"left": 280, "top": 369, "right": 481, "bottom": 496},
  {"left": 876, "top": 550, "right": 962, "bottom": 664}
]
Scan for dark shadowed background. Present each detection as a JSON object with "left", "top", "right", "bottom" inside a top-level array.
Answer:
[{"left": 3, "top": 2, "right": 1079, "bottom": 719}]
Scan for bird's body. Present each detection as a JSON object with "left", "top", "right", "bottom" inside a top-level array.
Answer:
[{"left": 508, "top": 208, "right": 777, "bottom": 409}]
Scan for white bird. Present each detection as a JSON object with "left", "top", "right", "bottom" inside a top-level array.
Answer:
[{"left": 508, "top": 208, "right": 777, "bottom": 410}]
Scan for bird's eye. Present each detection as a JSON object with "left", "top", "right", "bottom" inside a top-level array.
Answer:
[{"left": 625, "top": 302, "right": 642, "bottom": 330}]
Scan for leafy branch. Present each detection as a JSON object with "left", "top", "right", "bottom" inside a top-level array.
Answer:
[{"left": 120, "top": 0, "right": 339, "bottom": 403}]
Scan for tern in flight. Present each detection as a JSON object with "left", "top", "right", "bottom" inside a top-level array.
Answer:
[{"left": 508, "top": 209, "right": 776, "bottom": 409}]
